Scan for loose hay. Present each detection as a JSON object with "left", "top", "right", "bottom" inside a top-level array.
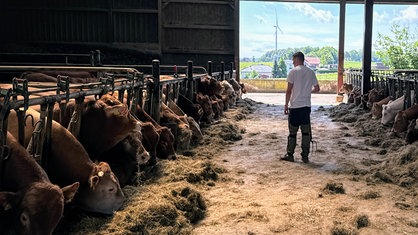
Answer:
[
  {"left": 355, "top": 214, "right": 369, "bottom": 228},
  {"left": 50, "top": 98, "right": 246, "bottom": 235},
  {"left": 323, "top": 181, "right": 345, "bottom": 194},
  {"left": 326, "top": 103, "right": 418, "bottom": 188}
]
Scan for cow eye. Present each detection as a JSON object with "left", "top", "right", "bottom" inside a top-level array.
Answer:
[{"left": 20, "top": 212, "right": 29, "bottom": 225}]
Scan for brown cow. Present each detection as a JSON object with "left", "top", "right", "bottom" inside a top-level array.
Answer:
[
  {"left": 7, "top": 108, "right": 125, "bottom": 215},
  {"left": 140, "top": 121, "right": 160, "bottom": 165},
  {"left": 195, "top": 92, "right": 214, "bottom": 124},
  {"left": 76, "top": 94, "right": 140, "bottom": 158},
  {"left": 211, "top": 95, "right": 224, "bottom": 119},
  {"left": 98, "top": 125, "right": 150, "bottom": 186},
  {"left": 133, "top": 104, "right": 176, "bottom": 160},
  {"left": 21, "top": 71, "right": 99, "bottom": 83},
  {"left": 366, "top": 88, "right": 385, "bottom": 109},
  {"left": 198, "top": 75, "right": 224, "bottom": 96},
  {"left": 167, "top": 99, "right": 203, "bottom": 146},
  {"left": 0, "top": 132, "right": 79, "bottom": 235},
  {"left": 392, "top": 104, "right": 418, "bottom": 133},
  {"left": 371, "top": 96, "right": 392, "bottom": 119},
  {"left": 48, "top": 94, "right": 141, "bottom": 159},
  {"left": 405, "top": 119, "right": 418, "bottom": 144},
  {"left": 178, "top": 94, "right": 203, "bottom": 123},
  {"left": 161, "top": 103, "right": 193, "bottom": 151},
  {"left": 226, "top": 78, "right": 244, "bottom": 100},
  {"left": 339, "top": 83, "right": 361, "bottom": 105}
]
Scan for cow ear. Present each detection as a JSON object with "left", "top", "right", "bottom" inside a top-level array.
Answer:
[
  {"left": 0, "top": 192, "right": 19, "bottom": 211},
  {"left": 61, "top": 182, "right": 80, "bottom": 204},
  {"left": 89, "top": 176, "right": 100, "bottom": 190}
]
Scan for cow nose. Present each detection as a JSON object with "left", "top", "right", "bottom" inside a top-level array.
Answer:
[{"left": 135, "top": 122, "right": 141, "bottom": 130}]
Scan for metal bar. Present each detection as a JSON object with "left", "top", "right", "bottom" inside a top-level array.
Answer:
[{"left": 151, "top": 60, "right": 161, "bottom": 123}]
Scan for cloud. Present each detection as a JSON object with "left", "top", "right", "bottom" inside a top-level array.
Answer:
[
  {"left": 285, "top": 3, "right": 337, "bottom": 23},
  {"left": 254, "top": 14, "right": 267, "bottom": 24},
  {"left": 392, "top": 5, "right": 418, "bottom": 22},
  {"left": 373, "top": 11, "right": 388, "bottom": 24}
]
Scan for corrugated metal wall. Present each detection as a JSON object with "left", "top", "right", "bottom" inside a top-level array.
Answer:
[
  {"left": 0, "top": 0, "right": 160, "bottom": 50},
  {"left": 161, "top": 0, "right": 237, "bottom": 66},
  {"left": 0, "top": 0, "right": 237, "bottom": 67}
]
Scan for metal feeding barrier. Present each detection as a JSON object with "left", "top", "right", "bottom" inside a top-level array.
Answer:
[
  {"left": 345, "top": 69, "right": 418, "bottom": 109},
  {"left": 0, "top": 66, "right": 143, "bottom": 180},
  {"left": 0, "top": 58, "right": 236, "bottom": 185}
]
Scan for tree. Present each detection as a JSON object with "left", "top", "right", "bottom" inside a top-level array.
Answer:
[
  {"left": 249, "top": 70, "right": 259, "bottom": 79},
  {"left": 272, "top": 59, "right": 279, "bottom": 78},
  {"left": 375, "top": 23, "right": 418, "bottom": 69},
  {"left": 278, "top": 57, "right": 287, "bottom": 78}
]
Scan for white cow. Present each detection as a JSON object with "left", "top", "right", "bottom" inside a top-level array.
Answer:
[{"left": 381, "top": 95, "right": 405, "bottom": 125}]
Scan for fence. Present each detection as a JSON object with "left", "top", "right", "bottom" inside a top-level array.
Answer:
[
  {"left": 345, "top": 68, "right": 418, "bottom": 109},
  {"left": 0, "top": 57, "right": 234, "bottom": 177}
]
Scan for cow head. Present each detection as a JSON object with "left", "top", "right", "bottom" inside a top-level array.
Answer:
[
  {"left": 0, "top": 182, "right": 79, "bottom": 235},
  {"left": 339, "top": 83, "right": 353, "bottom": 94},
  {"left": 195, "top": 93, "right": 214, "bottom": 123},
  {"left": 156, "top": 126, "right": 176, "bottom": 160},
  {"left": 140, "top": 122, "right": 160, "bottom": 165},
  {"left": 80, "top": 94, "right": 139, "bottom": 157},
  {"left": 367, "top": 88, "right": 385, "bottom": 109},
  {"left": 161, "top": 103, "right": 192, "bottom": 151},
  {"left": 76, "top": 162, "right": 125, "bottom": 215},
  {"left": 371, "top": 102, "right": 383, "bottom": 119},
  {"left": 392, "top": 110, "right": 409, "bottom": 133}
]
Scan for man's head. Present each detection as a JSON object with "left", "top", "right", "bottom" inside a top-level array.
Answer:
[{"left": 292, "top": 51, "right": 305, "bottom": 66}]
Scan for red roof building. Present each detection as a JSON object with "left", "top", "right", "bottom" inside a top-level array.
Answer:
[{"left": 305, "top": 57, "right": 320, "bottom": 69}]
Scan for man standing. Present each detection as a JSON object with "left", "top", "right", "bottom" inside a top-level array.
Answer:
[{"left": 281, "top": 51, "right": 320, "bottom": 163}]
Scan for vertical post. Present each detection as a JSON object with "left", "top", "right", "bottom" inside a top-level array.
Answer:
[
  {"left": 220, "top": 61, "right": 225, "bottom": 81},
  {"left": 234, "top": 0, "right": 240, "bottom": 82},
  {"left": 362, "top": 0, "right": 373, "bottom": 96},
  {"left": 230, "top": 62, "right": 234, "bottom": 80},
  {"left": 208, "top": 61, "right": 212, "bottom": 76},
  {"left": 95, "top": 50, "right": 102, "bottom": 66},
  {"left": 187, "top": 60, "right": 194, "bottom": 101},
  {"left": 42, "top": 102, "right": 55, "bottom": 170},
  {"left": 337, "top": 0, "right": 346, "bottom": 95},
  {"left": 151, "top": 59, "right": 161, "bottom": 123}
]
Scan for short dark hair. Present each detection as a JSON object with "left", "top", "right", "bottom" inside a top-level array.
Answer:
[{"left": 292, "top": 51, "right": 305, "bottom": 62}]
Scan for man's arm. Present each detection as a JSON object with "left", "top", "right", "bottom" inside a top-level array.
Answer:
[
  {"left": 284, "top": 82, "right": 293, "bottom": 114},
  {"left": 312, "top": 84, "right": 320, "bottom": 93}
]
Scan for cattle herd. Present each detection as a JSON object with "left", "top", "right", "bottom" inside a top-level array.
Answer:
[
  {"left": 339, "top": 82, "right": 418, "bottom": 144},
  {"left": 0, "top": 67, "right": 246, "bottom": 235}
]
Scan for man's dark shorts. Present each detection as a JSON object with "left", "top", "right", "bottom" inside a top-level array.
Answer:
[{"left": 288, "top": 106, "right": 311, "bottom": 126}]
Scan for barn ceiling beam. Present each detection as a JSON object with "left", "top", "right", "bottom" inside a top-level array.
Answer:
[{"left": 240, "top": 0, "right": 418, "bottom": 5}]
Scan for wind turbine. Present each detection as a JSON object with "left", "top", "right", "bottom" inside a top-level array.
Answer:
[{"left": 273, "top": 8, "right": 284, "bottom": 54}]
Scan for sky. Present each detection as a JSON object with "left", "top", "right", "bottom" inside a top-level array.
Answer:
[{"left": 240, "top": 1, "right": 418, "bottom": 59}]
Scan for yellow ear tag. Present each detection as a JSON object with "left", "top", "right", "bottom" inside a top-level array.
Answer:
[
  {"left": 4, "top": 203, "right": 12, "bottom": 211},
  {"left": 98, "top": 171, "right": 104, "bottom": 177}
]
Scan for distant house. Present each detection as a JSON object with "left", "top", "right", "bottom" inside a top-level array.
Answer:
[
  {"left": 241, "top": 65, "right": 272, "bottom": 78},
  {"left": 284, "top": 60, "right": 294, "bottom": 74},
  {"left": 305, "top": 57, "right": 320, "bottom": 69},
  {"left": 372, "top": 62, "right": 389, "bottom": 70}
]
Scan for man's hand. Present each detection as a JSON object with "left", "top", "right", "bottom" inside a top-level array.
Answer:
[{"left": 284, "top": 105, "right": 289, "bottom": 115}]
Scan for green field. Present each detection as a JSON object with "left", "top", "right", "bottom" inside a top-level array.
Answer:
[{"left": 239, "top": 61, "right": 363, "bottom": 81}]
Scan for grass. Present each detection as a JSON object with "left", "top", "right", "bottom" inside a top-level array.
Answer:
[
  {"left": 240, "top": 61, "right": 363, "bottom": 70},
  {"left": 239, "top": 61, "right": 363, "bottom": 81}
]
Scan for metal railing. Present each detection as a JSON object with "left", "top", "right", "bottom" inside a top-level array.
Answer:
[{"left": 345, "top": 68, "right": 418, "bottom": 109}]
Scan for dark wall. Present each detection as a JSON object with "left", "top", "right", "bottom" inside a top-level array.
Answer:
[{"left": 0, "top": 0, "right": 237, "bottom": 68}]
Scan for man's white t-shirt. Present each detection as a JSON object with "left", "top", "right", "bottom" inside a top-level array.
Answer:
[{"left": 286, "top": 65, "right": 319, "bottom": 108}]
